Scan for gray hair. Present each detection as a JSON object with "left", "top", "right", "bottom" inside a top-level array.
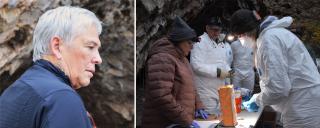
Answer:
[{"left": 32, "top": 6, "right": 102, "bottom": 61}]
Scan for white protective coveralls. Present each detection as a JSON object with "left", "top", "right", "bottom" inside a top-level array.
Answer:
[
  {"left": 255, "top": 16, "right": 320, "bottom": 128},
  {"left": 190, "top": 32, "right": 233, "bottom": 114},
  {"left": 231, "top": 40, "right": 255, "bottom": 90}
]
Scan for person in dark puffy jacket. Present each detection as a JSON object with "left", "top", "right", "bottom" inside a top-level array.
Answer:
[
  {"left": 142, "top": 16, "right": 207, "bottom": 128},
  {"left": 0, "top": 6, "right": 102, "bottom": 128}
]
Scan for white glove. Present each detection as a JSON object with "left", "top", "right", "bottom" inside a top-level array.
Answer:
[
  {"left": 240, "top": 88, "right": 252, "bottom": 97},
  {"left": 217, "top": 68, "right": 230, "bottom": 79}
]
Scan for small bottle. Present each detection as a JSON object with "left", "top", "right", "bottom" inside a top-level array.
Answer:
[{"left": 234, "top": 87, "right": 242, "bottom": 113}]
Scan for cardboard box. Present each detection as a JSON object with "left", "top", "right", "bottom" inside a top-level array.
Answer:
[{"left": 218, "top": 85, "right": 237, "bottom": 127}]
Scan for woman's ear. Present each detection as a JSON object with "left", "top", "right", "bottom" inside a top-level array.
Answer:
[{"left": 50, "top": 36, "right": 63, "bottom": 60}]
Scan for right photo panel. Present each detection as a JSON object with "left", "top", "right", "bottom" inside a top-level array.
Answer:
[{"left": 136, "top": 0, "right": 320, "bottom": 128}]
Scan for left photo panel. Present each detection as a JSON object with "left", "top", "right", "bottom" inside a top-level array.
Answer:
[{"left": 0, "top": 0, "right": 134, "bottom": 128}]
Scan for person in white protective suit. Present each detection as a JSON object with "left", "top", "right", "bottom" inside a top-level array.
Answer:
[
  {"left": 190, "top": 17, "right": 233, "bottom": 115},
  {"left": 230, "top": 40, "right": 255, "bottom": 91},
  {"left": 230, "top": 9, "right": 320, "bottom": 128}
]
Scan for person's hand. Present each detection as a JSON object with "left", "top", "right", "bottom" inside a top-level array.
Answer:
[
  {"left": 190, "top": 120, "right": 200, "bottom": 128},
  {"left": 240, "top": 88, "right": 252, "bottom": 102},
  {"left": 217, "top": 68, "right": 234, "bottom": 79},
  {"left": 242, "top": 94, "right": 259, "bottom": 112},
  {"left": 195, "top": 109, "right": 209, "bottom": 119}
]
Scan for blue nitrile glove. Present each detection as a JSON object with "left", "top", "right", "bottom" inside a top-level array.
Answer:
[
  {"left": 242, "top": 94, "right": 259, "bottom": 112},
  {"left": 195, "top": 109, "right": 209, "bottom": 119},
  {"left": 240, "top": 88, "right": 252, "bottom": 102},
  {"left": 190, "top": 120, "right": 200, "bottom": 128}
]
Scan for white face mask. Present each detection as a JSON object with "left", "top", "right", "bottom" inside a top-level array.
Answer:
[
  {"left": 218, "top": 34, "right": 226, "bottom": 42},
  {"left": 239, "top": 36, "right": 255, "bottom": 48}
]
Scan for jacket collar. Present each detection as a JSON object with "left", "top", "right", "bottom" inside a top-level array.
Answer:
[
  {"left": 35, "top": 59, "right": 71, "bottom": 86},
  {"left": 203, "top": 33, "right": 225, "bottom": 47}
]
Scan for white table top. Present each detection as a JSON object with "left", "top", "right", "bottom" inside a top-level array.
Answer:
[{"left": 195, "top": 108, "right": 263, "bottom": 128}]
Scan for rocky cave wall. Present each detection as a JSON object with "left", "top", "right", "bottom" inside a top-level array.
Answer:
[
  {"left": 262, "top": 0, "right": 320, "bottom": 57},
  {"left": 0, "top": 0, "right": 134, "bottom": 127}
]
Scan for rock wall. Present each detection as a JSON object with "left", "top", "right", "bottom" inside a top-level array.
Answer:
[
  {"left": 262, "top": 0, "right": 320, "bottom": 56},
  {"left": 0, "top": 0, "right": 134, "bottom": 127},
  {"left": 262, "top": 0, "right": 320, "bottom": 20}
]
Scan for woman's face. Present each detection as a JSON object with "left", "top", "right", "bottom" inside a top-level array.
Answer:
[
  {"left": 177, "top": 40, "right": 195, "bottom": 56},
  {"left": 59, "top": 25, "right": 102, "bottom": 89}
]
